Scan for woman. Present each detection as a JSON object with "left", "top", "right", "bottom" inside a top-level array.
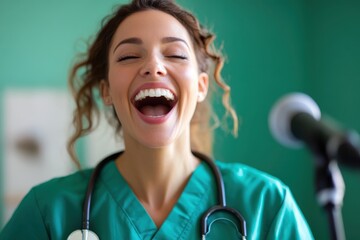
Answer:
[{"left": 0, "top": 0, "right": 313, "bottom": 239}]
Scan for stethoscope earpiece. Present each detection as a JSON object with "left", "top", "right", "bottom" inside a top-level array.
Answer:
[{"left": 67, "top": 229, "right": 100, "bottom": 240}]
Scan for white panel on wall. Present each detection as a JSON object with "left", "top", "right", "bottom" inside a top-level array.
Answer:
[{"left": 3, "top": 89, "right": 73, "bottom": 222}]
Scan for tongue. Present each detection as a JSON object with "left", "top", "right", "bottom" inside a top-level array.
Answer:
[{"left": 141, "top": 105, "right": 169, "bottom": 117}]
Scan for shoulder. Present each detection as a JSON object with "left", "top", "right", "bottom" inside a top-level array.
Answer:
[
  {"left": 215, "top": 161, "right": 289, "bottom": 220},
  {"left": 214, "top": 161, "right": 314, "bottom": 239},
  {"left": 34, "top": 168, "right": 93, "bottom": 191},
  {"left": 216, "top": 161, "right": 288, "bottom": 196},
  {"left": 30, "top": 168, "right": 93, "bottom": 207}
]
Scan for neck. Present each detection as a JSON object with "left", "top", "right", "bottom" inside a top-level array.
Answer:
[{"left": 115, "top": 135, "right": 199, "bottom": 213}]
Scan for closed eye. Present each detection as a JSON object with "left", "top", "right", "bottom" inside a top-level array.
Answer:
[
  {"left": 117, "top": 55, "right": 140, "bottom": 62},
  {"left": 167, "top": 55, "right": 188, "bottom": 60}
]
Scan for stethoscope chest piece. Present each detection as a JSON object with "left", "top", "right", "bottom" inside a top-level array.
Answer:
[{"left": 67, "top": 229, "right": 100, "bottom": 240}]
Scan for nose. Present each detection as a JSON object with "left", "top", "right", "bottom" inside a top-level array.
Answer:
[{"left": 140, "top": 56, "right": 167, "bottom": 77}]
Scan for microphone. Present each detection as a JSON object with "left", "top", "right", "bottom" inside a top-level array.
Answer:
[{"left": 269, "top": 93, "right": 360, "bottom": 168}]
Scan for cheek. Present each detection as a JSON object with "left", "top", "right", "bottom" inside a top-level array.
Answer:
[
  {"left": 107, "top": 69, "right": 133, "bottom": 95},
  {"left": 183, "top": 70, "right": 200, "bottom": 94},
  {"left": 175, "top": 65, "right": 199, "bottom": 85}
]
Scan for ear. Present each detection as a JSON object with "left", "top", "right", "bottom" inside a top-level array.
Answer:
[
  {"left": 99, "top": 80, "right": 113, "bottom": 105},
  {"left": 197, "top": 72, "right": 209, "bottom": 102}
]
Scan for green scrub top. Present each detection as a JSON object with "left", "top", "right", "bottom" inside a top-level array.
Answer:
[{"left": 0, "top": 160, "right": 313, "bottom": 239}]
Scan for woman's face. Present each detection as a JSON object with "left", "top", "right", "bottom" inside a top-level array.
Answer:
[{"left": 102, "top": 9, "right": 208, "bottom": 148}]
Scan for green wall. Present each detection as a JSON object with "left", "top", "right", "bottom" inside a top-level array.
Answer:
[
  {"left": 304, "top": 2, "right": 360, "bottom": 239},
  {"left": 1, "top": 0, "right": 360, "bottom": 239},
  {"left": 180, "top": 1, "right": 360, "bottom": 239},
  {"left": 0, "top": 0, "right": 126, "bottom": 227}
]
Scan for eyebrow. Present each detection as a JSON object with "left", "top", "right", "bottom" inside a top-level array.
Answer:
[
  {"left": 161, "top": 37, "right": 190, "bottom": 49},
  {"left": 113, "top": 37, "right": 143, "bottom": 53},
  {"left": 112, "top": 36, "right": 189, "bottom": 53}
]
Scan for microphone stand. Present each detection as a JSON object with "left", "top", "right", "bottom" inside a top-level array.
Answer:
[{"left": 314, "top": 156, "right": 346, "bottom": 240}]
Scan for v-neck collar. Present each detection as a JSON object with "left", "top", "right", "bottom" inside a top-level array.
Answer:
[{"left": 100, "top": 159, "right": 213, "bottom": 239}]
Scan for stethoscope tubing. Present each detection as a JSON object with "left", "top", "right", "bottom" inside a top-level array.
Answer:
[
  {"left": 81, "top": 152, "right": 120, "bottom": 230},
  {"left": 79, "top": 151, "right": 247, "bottom": 239},
  {"left": 191, "top": 151, "right": 227, "bottom": 206},
  {"left": 193, "top": 152, "right": 247, "bottom": 238}
]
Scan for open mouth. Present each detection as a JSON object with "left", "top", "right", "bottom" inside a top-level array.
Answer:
[{"left": 133, "top": 88, "right": 177, "bottom": 117}]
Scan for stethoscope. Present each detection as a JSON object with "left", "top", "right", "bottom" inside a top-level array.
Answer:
[{"left": 67, "top": 151, "right": 247, "bottom": 240}]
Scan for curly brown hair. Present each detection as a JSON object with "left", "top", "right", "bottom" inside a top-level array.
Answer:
[{"left": 67, "top": 0, "right": 238, "bottom": 167}]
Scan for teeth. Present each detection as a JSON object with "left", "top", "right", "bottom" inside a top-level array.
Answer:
[{"left": 134, "top": 88, "right": 175, "bottom": 101}]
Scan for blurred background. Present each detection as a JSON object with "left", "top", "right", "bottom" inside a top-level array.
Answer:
[{"left": 1, "top": 0, "right": 359, "bottom": 239}]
